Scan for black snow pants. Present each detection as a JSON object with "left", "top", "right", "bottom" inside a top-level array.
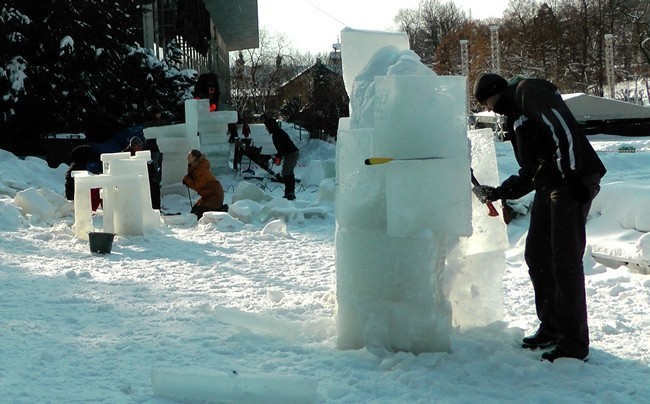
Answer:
[{"left": 524, "top": 174, "right": 600, "bottom": 357}]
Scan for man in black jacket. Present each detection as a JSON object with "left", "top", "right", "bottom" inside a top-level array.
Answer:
[
  {"left": 472, "top": 73, "right": 606, "bottom": 362},
  {"left": 123, "top": 136, "right": 162, "bottom": 210},
  {"left": 262, "top": 114, "right": 300, "bottom": 200}
]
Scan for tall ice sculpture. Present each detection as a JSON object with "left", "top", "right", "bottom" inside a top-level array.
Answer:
[{"left": 335, "top": 28, "right": 473, "bottom": 353}]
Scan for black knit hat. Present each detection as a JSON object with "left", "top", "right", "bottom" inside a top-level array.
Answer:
[
  {"left": 129, "top": 136, "right": 143, "bottom": 147},
  {"left": 473, "top": 73, "right": 508, "bottom": 103},
  {"left": 262, "top": 114, "right": 279, "bottom": 130}
]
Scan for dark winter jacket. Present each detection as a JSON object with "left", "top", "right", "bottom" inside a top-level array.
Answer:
[
  {"left": 242, "top": 123, "right": 251, "bottom": 137},
  {"left": 269, "top": 126, "right": 299, "bottom": 158},
  {"left": 65, "top": 145, "right": 99, "bottom": 200},
  {"left": 182, "top": 155, "right": 224, "bottom": 209},
  {"left": 122, "top": 144, "right": 163, "bottom": 209},
  {"left": 493, "top": 78, "right": 606, "bottom": 199},
  {"left": 122, "top": 145, "right": 158, "bottom": 181}
]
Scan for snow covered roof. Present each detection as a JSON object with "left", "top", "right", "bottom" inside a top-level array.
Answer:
[{"left": 562, "top": 93, "right": 650, "bottom": 122}]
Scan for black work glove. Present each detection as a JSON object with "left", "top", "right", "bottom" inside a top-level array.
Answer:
[
  {"left": 565, "top": 175, "right": 591, "bottom": 204},
  {"left": 499, "top": 175, "right": 525, "bottom": 199},
  {"left": 472, "top": 185, "right": 501, "bottom": 203}
]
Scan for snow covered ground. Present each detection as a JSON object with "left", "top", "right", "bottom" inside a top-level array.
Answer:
[{"left": 1, "top": 129, "right": 649, "bottom": 403}]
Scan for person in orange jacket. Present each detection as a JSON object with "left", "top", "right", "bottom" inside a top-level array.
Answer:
[{"left": 182, "top": 150, "right": 227, "bottom": 219}]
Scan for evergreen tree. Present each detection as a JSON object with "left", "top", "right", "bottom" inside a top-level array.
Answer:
[
  {"left": 0, "top": 3, "right": 30, "bottom": 149},
  {"left": 280, "top": 96, "right": 301, "bottom": 122},
  {"left": 0, "top": 0, "right": 194, "bottom": 155},
  {"left": 305, "top": 60, "right": 348, "bottom": 138}
]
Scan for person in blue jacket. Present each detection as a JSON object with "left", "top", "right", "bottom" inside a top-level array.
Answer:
[{"left": 472, "top": 73, "right": 606, "bottom": 362}]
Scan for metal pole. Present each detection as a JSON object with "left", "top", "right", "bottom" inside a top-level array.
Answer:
[
  {"left": 490, "top": 25, "right": 501, "bottom": 74},
  {"left": 605, "top": 34, "right": 615, "bottom": 98},
  {"left": 460, "top": 39, "right": 470, "bottom": 114}
]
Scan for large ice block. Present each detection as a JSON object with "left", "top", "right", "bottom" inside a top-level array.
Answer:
[
  {"left": 151, "top": 368, "right": 317, "bottom": 404},
  {"left": 185, "top": 99, "right": 238, "bottom": 172},
  {"left": 74, "top": 174, "right": 142, "bottom": 238},
  {"left": 372, "top": 69, "right": 471, "bottom": 237},
  {"left": 335, "top": 228, "right": 451, "bottom": 353},
  {"left": 144, "top": 124, "right": 200, "bottom": 186},
  {"left": 385, "top": 158, "right": 472, "bottom": 238},
  {"left": 336, "top": 126, "right": 386, "bottom": 232},
  {"left": 108, "top": 156, "right": 160, "bottom": 229},
  {"left": 444, "top": 128, "right": 508, "bottom": 330},
  {"left": 340, "top": 28, "right": 410, "bottom": 101},
  {"left": 373, "top": 75, "right": 468, "bottom": 158}
]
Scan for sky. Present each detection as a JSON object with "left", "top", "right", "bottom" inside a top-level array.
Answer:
[{"left": 258, "top": 0, "right": 511, "bottom": 54}]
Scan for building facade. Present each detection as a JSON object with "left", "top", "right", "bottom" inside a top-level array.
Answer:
[{"left": 140, "top": 0, "right": 259, "bottom": 104}]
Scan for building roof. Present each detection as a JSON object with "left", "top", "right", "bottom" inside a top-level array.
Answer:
[
  {"left": 562, "top": 93, "right": 650, "bottom": 122},
  {"left": 280, "top": 61, "right": 342, "bottom": 89},
  {"left": 204, "top": 0, "right": 259, "bottom": 51}
]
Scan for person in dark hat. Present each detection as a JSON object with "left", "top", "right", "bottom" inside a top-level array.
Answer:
[
  {"left": 64, "top": 144, "right": 103, "bottom": 211},
  {"left": 472, "top": 72, "right": 606, "bottom": 362},
  {"left": 124, "top": 136, "right": 144, "bottom": 153},
  {"left": 143, "top": 105, "right": 167, "bottom": 128},
  {"left": 262, "top": 114, "right": 299, "bottom": 200},
  {"left": 122, "top": 136, "right": 162, "bottom": 210},
  {"left": 473, "top": 73, "right": 508, "bottom": 108},
  {"left": 194, "top": 73, "right": 220, "bottom": 112}
]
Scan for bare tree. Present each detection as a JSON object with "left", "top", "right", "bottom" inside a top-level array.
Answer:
[
  {"left": 499, "top": 0, "right": 545, "bottom": 77},
  {"left": 397, "top": 0, "right": 468, "bottom": 68},
  {"left": 229, "top": 28, "right": 324, "bottom": 117},
  {"left": 391, "top": 0, "right": 650, "bottom": 99},
  {"left": 622, "top": 1, "right": 650, "bottom": 67},
  {"left": 434, "top": 21, "right": 491, "bottom": 76},
  {"left": 394, "top": 7, "right": 422, "bottom": 50},
  {"left": 434, "top": 20, "right": 492, "bottom": 110}
]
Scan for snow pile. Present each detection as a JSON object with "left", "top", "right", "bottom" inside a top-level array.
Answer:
[
  {"left": 0, "top": 133, "right": 649, "bottom": 402},
  {"left": 0, "top": 149, "right": 68, "bottom": 194}
]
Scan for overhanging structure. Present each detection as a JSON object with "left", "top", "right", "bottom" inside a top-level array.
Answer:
[
  {"left": 141, "top": 0, "right": 259, "bottom": 104},
  {"left": 563, "top": 93, "right": 650, "bottom": 136},
  {"left": 203, "top": 0, "right": 259, "bottom": 51}
]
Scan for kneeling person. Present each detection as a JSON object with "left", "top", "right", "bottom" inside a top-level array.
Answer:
[{"left": 182, "top": 150, "right": 227, "bottom": 219}]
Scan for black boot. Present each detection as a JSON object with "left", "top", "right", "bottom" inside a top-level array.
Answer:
[
  {"left": 522, "top": 325, "right": 559, "bottom": 349},
  {"left": 541, "top": 347, "right": 588, "bottom": 362},
  {"left": 284, "top": 174, "right": 296, "bottom": 200}
]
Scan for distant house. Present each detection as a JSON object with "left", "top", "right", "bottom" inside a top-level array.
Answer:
[{"left": 267, "top": 58, "right": 349, "bottom": 137}]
